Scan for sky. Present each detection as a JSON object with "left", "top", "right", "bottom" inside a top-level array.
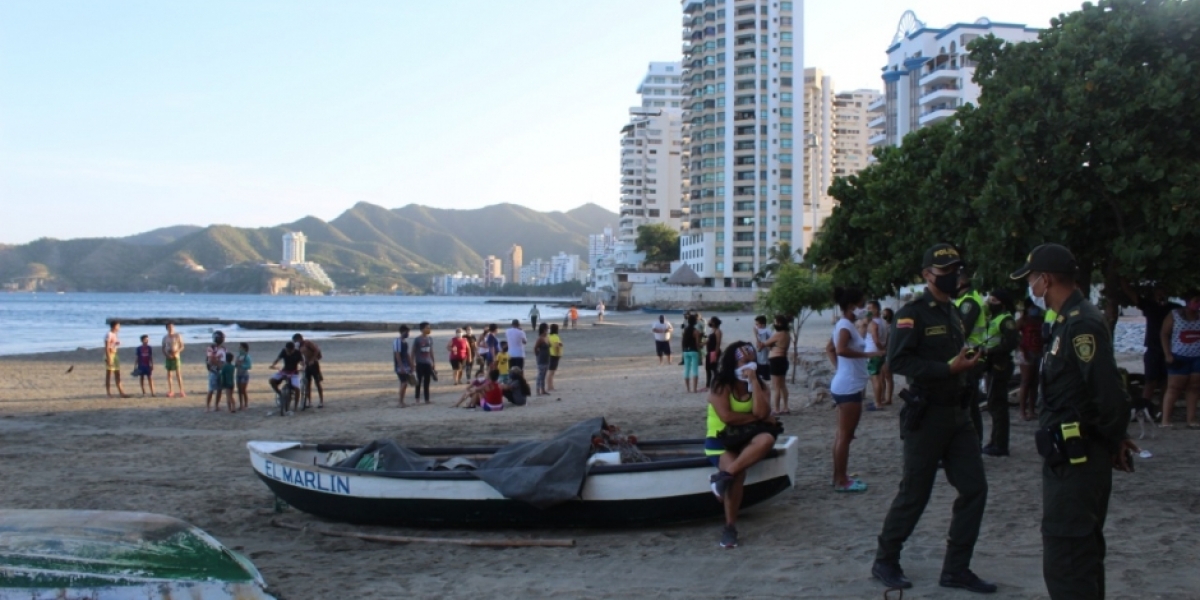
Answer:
[{"left": 0, "top": 0, "right": 1086, "bottom": 244}]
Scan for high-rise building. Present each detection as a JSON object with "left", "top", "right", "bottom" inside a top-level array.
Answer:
[
  {"left": 505, "top": 245, "right": 523, "bottom": 285},
  {"left": 588, "top": 227, "right": 615, "bottom": 271},
  {"left": 834, "top": 89, "right": 883, "bottom": 177},
  {"left": 678, "top": 0, "right": 803, "bottom": 287},
  {"left": 618, "top": 62, "right": 686, "bottom": 246},
  {"left": 281, "top": 232, "right": 306, "bottom": 266},
  {"left": 869, "top": 11, "right": 1040, "bottom": 149},
  {"left": 483, "top": 255, "right": 503, "bottom": 287},
  {"left": 801, "top": 68, "right": 834, "bottom": 240}
]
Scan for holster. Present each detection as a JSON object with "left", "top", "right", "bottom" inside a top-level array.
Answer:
[
  {"left": 1035, "top": 427, "right": 1069, "bottom": 467},
  {"left": 898, "top": 388, "right": 928, "bottom": 437}
]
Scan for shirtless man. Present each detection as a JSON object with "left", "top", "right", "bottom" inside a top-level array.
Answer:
[
  {"left": 292, "top": 334, "right": 325, "bottom": 409},
  {"left": 161, "top": 322, "right": 186, "bottom": 398}
]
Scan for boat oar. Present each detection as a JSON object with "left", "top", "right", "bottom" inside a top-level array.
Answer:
[{"left": 271, "top": 519, "right": 575, "bottom": 548}]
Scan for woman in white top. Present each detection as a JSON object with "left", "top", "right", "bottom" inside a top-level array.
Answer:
[{"left": 824, "top": 287, "right": 884, "bottom": 492}]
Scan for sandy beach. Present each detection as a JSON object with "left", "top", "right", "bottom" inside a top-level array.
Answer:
[{"left": 1, "top": 311, "right": 1197, "bottom": 599}]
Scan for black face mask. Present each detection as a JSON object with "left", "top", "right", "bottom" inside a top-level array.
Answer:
[
  {"left": 932, "top": 272, "right": 959, "bottom": 295},
  {"left": 774, "top": 324, "right": 786, "bottom": 331}
]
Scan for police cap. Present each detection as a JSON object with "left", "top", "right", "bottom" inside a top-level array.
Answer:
[
  {"left": 1009, "top": 243, "right": 1077, "bottom": 280},
  {"left": 922, "top": 243, "right": 963, "bottom": 270}
]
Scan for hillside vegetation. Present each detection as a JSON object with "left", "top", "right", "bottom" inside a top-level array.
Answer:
[{"left": 0, "top": 202, "right": 615, "bottom": 294}]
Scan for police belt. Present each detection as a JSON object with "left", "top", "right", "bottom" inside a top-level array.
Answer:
[{"left": 908, "top": 381, "right": 966, "bottom": 407}]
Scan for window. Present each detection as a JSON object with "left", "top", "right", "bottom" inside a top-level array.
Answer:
[
  {"left": 780, "top": 92, "right": 793, "bottom": 102},
  {"left": 780, "top": 216, "right": 792, "bottom": 225},
  {"left": 779, "top": 153, "right": 793, "bottom": 163},
  {"left": 780, "top": 123, "right": 793, "bottom": 132},
  {"left": 780, "top": 47, "right": 793, "bottom": 57},
  {"left": 780, "top": 32, "right": 792, "bottom": 41},
  {"left": 780, "top": 1, "right": 792, "bottom": 10},
  {"left": 716, "top": 232, "right": 725, "bottom": 242},
  {"left": 780, "top": 231, "right": 792, "bottom": 241},
  {"left": 780, "top": 199, "right": 792, "bottom": 208},
  {"left": 780, "top": 139, "right": 793, "bottom": 148},
  {"left": 780, "top": 62, "right": 793, "bottom": 72},
  {"left": 780, "top": 107, "right": 793, "bottom": 116},
  {"left": 716, "top": 247, "right": 725, "bottom": 256},
  {"left": 716, "top": 262, "right": 725, "bottom": 272},
  {"left": 780, "top": 186, "right": 792, "bottom": 196}
]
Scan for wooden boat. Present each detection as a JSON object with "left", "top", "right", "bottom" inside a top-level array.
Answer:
[
  {"left": 248, "top": 437, "right": 799, "bottom": 527},
  {"left": 0, "top": 510, "right": 278, "bottom": 600}
]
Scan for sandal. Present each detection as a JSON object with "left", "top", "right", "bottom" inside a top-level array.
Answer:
[{"left": 834, "top": 479, "right": 868, "bottom": 493}]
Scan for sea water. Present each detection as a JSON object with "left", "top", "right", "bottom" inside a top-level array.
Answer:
[{"left": 0, "top": 293, "right": 586, "bottom": 356}]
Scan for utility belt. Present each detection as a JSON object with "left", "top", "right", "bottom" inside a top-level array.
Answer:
[
  {"left": 897, "top": 385, "right": 967, "bottom": 435},
  {"left": 1035, "top": 422, "right": 1095, "bottom": 467}
]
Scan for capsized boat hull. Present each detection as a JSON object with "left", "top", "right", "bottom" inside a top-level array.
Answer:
[{"left": 248, "top": 437, "right": 799, "bottom": 527}]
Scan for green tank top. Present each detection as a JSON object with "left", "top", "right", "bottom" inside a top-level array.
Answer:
[{"left": 705, "top": 392, "right": 754, "bottom": 455}]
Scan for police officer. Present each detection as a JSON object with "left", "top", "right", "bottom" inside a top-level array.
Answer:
[
  {"left": 955, "top": 272, "right": 989, "bottom": 441},
  {"left": 981, "top": 289, "right": 1019, "bottom": 457},
  {"left": 1010, "top": 243, "right": 1137, "bottom": 600},
  {"left": 872, "top": 243, "right": 996, "bottom": 594}
]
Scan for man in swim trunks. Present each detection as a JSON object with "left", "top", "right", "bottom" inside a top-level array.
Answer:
[
  {"left": 162, "top": 321, "right": 186, "bottom": 398},
  {"left": 104, "top": 321, "right": 130, "bottom": 398}
]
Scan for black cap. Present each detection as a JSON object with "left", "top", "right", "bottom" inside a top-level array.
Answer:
[
  {"left": 922, "top": 243, "right": 963, "bottom": 269},
  {"left": 1009, "top": 244, "right": 1077, "bottom": 279},
  {"left": 989, "top": 288, "right": 1014, "bottom": 306}
]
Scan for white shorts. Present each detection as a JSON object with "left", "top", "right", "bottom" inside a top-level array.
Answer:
[{"left": 271, "top": 371, "right": 302, "bottom": 388}]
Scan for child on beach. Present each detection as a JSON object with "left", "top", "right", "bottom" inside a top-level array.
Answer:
[
  {"left": 220, "top": 353, "right": 237, "bottom": 413},
  {"left": 235, "top": 342, "right": 251, "bottom": 411},
  {"left": 495, "top": 342, "right": 511, "bottom": 384},
  {"left": 132, "top": 334, "right": 156, "bottom": 397}
]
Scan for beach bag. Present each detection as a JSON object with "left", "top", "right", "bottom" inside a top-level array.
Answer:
[{"left": 717, "top": 420, "right": 784, "bottom": 453}]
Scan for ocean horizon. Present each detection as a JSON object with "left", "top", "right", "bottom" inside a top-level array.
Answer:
[{"left": 0, "top": 292, "right": 589, "bottom": 356}]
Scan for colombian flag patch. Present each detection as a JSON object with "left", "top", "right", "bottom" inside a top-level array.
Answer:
[{"left": 896, "top": 318, "right": 915, "bottom": 329}]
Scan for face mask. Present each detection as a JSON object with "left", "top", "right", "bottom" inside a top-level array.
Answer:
[
  {"left": 853, "top": 308, "right": 868, "bottom": 320},
  {"left": 1029, "top": 275, "right": 1047, "bottom": 310},
  {"left": 933, "top": 272, "right": 959, "bottom": 296}
]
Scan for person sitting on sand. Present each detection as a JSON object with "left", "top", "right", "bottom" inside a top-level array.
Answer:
[
  {"left": 503, "top": 366, "right": 531, "bottom": 406},
  {"left": 705, "top": 343, "right": 780, "bottom": 549},
  {"left": 478, "top": 370, "right": 505, "bottom": 412},
  {"left": 454, "top": 373, "right": 489, "bottom": 408}
]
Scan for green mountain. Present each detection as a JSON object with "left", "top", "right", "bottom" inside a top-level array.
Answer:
[{"left": 0, "top": 202, "right": 616, "bottom": 294}]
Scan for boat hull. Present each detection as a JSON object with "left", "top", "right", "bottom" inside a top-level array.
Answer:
[{"left": 249, "top": 437, "right": 799, "bottom": 527}]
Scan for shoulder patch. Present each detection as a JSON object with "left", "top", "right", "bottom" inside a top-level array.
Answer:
[
  {"left": 1069, "top": 310, "right": 1081, "bottom": 317},
  {"left": 960, "top": 302, "right": 973, "bottom": 315},
  {"left": 1073, "top": 334, "right": 1096, "bottom": 362},
  {"left": 1056, "top": 315, "right": 1065, "bottom": 324},
  {"left": 897, "top": 318, "right": 915, "bottom": 329},
  {"left": 928, "top": 301, "right": 937, "bottom": 308},
  {"left": 1005, "top": 319, "right": 1016, "bottom": 330}
]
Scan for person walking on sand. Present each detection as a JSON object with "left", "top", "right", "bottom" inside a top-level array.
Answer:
[
  {"left": 411, "top": 322, "right": 436, "bottom": 404},
  {"left": 161, "top": 322, "right": 185, "bottom": 398},
  {"left": 652, "top": 315, "right": 674, "bottom": 365},
  {"left": 596, "top": 301, "right": 605, "bottom": 323},
  {"left": 393, "top": 325, "right": 412, "bottom": 407},
  {"left": 132, "top": 334, "right": 156, "bottom": 397},
  {"left": 569, "top": 306, "right": 579, "bottom": 329},
  {"left": 205, "top": 331, "right": 228, "bottom": 411},
  {"left": 529, "top": 304, "right": 541, "bottom": 331},
  {"left": 681, "top": 314, "right": 703, "bottom": 393},
  {"left": 506, "top": 319, "right": 527, "bottom": 371},
  {"left": 103, "top": 322, "right": 130, "bottom": 398},
  {"left": 235, "top": 342, "right": 252, "bottom": 411},
  {"left": 447, "top": 328, "right": 470, "bottom": 385}
]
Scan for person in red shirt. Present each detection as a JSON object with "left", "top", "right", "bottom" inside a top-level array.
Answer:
[
  {"left": 447, "top": 329, "right": 470, "bottom": 385},
  {"left": 1015, "top": 302, "right": 1045, "bottom": 421},
  {"left": 478, "top": 370, "right": 504, "bottom": 412}
]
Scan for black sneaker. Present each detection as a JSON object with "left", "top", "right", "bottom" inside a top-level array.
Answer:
[
  {"left": 871, "top": 560, "right": 912, "bottom": 589},
  {"left": 981, "top": 445, "right": 1010, "bottom": 457},
  {"left": 709, "top": 470, "right": 734, "bottom": 501},
  {"left": 719, "top": 525, "right": 738, "bottom": 548},
  {"left": 940, "top": 569, "right": 998, "bottom": 594}
]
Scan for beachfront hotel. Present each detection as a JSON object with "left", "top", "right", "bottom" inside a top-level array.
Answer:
[
  {"left": 868, "top": 11, "right": 1040, "bottom": 149},
  {"left": 677, "top": 0, "right": 801, "bottom": 288},
  {"left": 616, "top": 62, "right": 686, "bottom": 252}
]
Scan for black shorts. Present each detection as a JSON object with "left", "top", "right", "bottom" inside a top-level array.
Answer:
[
  {"left": 510, "top": 357, "right": 525, "bottom": 370},
  {"left": 549, "top": 356, "right": 561, "bottom": 371},
  {"left": 757, "top": 363, "right": 770, "bottom": 382},
  {"left": 1144, "top": 345, "right": 1168, "bottom": 382},
  {"left": 769, "top": 356, "right": 790, "bottom": 377},
  {"left": 655, "top": 340, "right": 672, "bottom": 357},
  {"left": 450, "top": 359, "right": 464, "bottom": 370},
  {"left": 304, "top": 362, "right": 323, "bottom": 383}
]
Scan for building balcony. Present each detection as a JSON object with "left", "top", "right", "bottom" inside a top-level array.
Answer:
[
  {"left": 867, "top": 114, "right": 885, "bottom": 129},
  {"left": 868, "top": 133, "right": 887, "bottom": 146},
  {"left": 918, "top": 67, "right": 962, "bottom": 87},
  {"left": 918, "top": 86, "right": 961, "bottom": 107},
  {"left": 919, "top": 106, "right": 957, "bottom": 126},
  {"left": 867, "top": 96, "right": 886, "bottom": 113}
]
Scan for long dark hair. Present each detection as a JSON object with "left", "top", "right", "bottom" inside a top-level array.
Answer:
[
  {"left": 833, "top": 286, "right": 865, "bottom": 311},
  {"left": 711, "top": 341, "right": 755, "bottom": 396}
]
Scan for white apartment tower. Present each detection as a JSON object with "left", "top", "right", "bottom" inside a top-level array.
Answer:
[
  {"left": 801, "top": 68, "right": 834, "bottom": 238},
  {"left": 678, "top": 0, "right": 802, "bottom": 287},
  {"left": 834, "top": 89, "right": 883, "bottom": 177},
  {"left": 617, "top": 62, "right": 686, "bottom": 246},
  {"left": 869, "top": 12, "right": 1040, "bottom": 149},
  {"left": 281, "top": 232, "right": 306, "bottom": 266}
]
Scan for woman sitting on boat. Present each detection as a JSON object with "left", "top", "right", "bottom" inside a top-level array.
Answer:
[{"left": 705, "top": 342, "right": 780, "bottom": 549}]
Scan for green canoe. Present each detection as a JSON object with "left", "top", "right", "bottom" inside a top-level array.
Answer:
[{"left": 0, "top": 510, "right": 278, "bottom": 600}]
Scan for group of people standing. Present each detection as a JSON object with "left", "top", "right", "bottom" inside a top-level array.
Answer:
[{"left": 392, "top": 320, "right": 564, "bottom": 408}]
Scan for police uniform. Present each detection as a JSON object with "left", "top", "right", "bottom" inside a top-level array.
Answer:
[
  {"left": 955, "top": 287, "right": 989, "bottom": 441},
  {"left": 872, "top": 244, "right": 993, "bottom": 593},
  {"left": 1011, "top": 244, "right": 1131, "bottom": 600},
  {"left": 982, "top": 291, "right": 1020, "bottom": 455}
]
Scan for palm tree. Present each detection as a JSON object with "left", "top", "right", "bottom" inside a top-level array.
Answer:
[{"left": 752, "top": 242, "right": 800, "bottom": 284}]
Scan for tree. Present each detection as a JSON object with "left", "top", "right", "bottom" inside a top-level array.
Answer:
[
  {"left": 758, "top": 265, "right": 833, "bottom": 381},
  {"left": 811, "top": 0, "right": 1200, "bottom": 325},
  {"left": 752, "top": 242, "right": 799, "bottom": 284},
  {"left": 635, "top": 223, "right": 680, "bottom": 263}
]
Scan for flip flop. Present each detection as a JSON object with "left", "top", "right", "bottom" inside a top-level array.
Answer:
[{"left": 834, "top": 479, "right": 868, "bottom": 493}]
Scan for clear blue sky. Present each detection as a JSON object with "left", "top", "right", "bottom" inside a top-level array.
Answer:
[{"left": 0, "top": 0, "right": 1085, "bottom": 244}]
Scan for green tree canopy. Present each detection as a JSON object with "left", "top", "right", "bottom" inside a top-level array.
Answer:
[
  {"left": 635, "top": 223, "right": 681, "bottom": 263},
  {"left": 811, "top": 0, "right": 1200, "bottom": 320}
]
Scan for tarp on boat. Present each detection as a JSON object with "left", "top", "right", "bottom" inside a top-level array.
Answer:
[
  {"left": 334, "top": 440, "right": 437, "bottom": 472},
  {"left": 472, "top": 417, "right": 607, "bottom": 509}
]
